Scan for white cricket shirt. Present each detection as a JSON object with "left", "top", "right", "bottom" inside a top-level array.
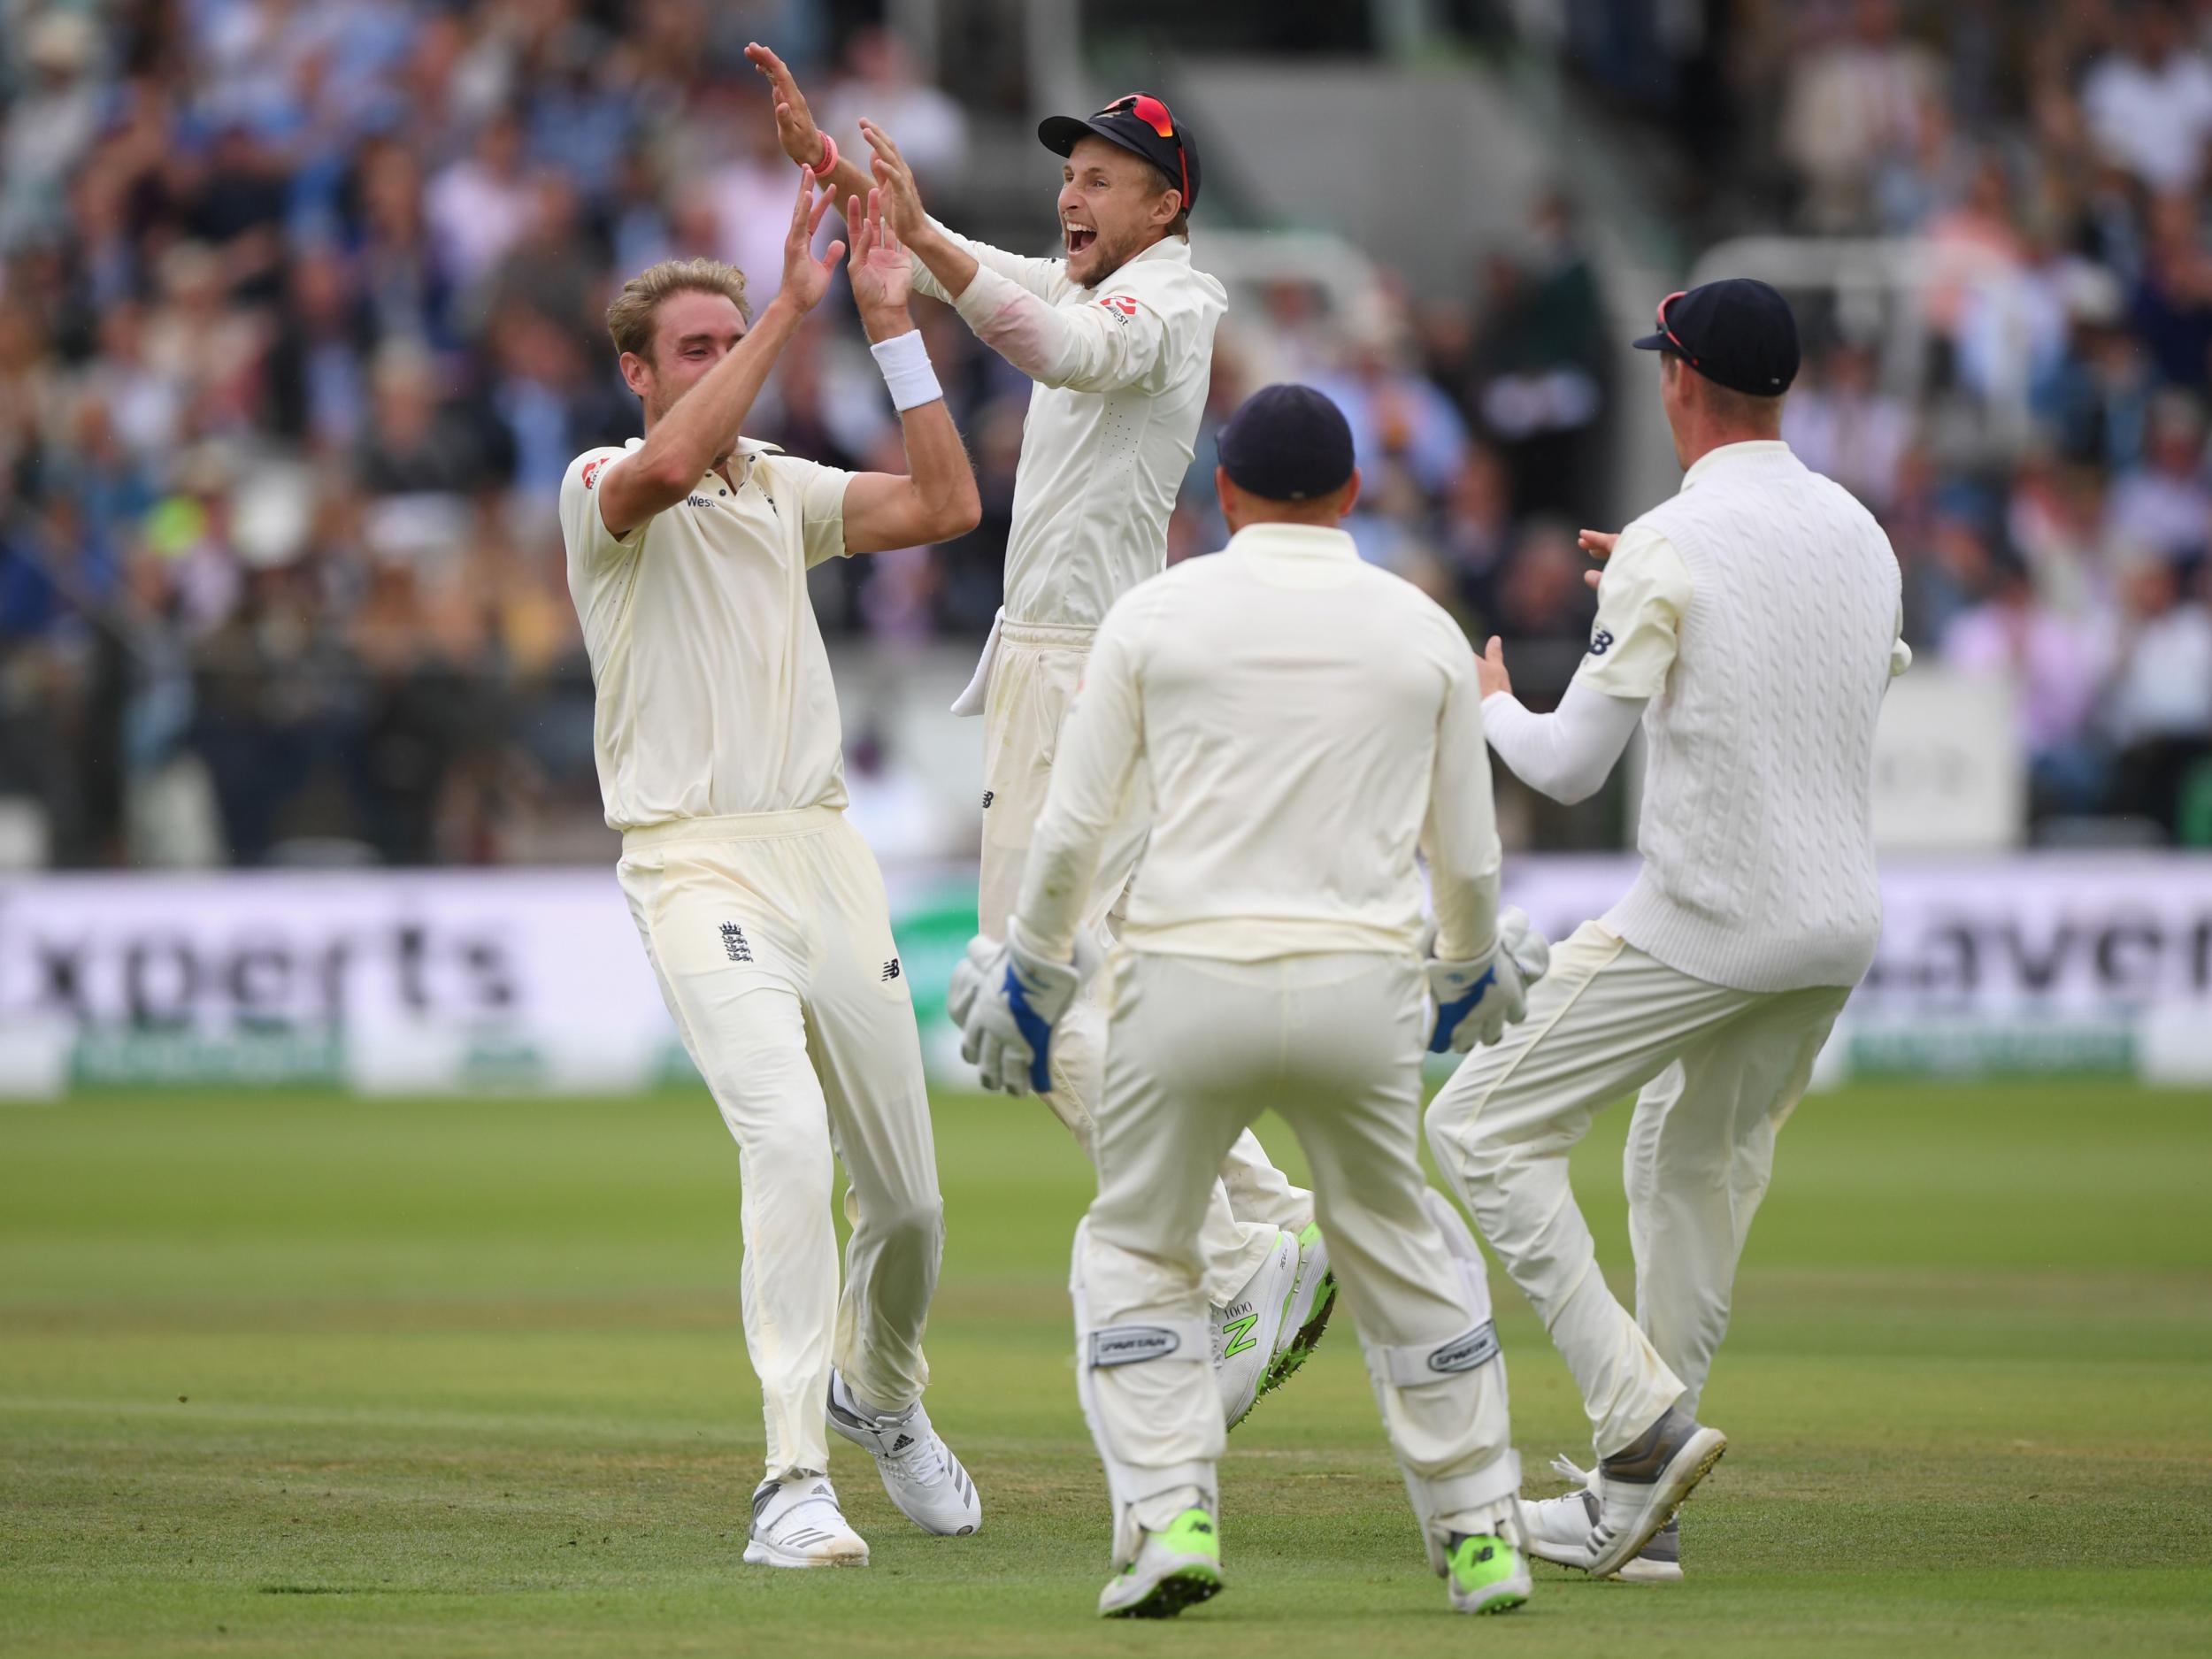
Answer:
[
  {"left": 1017, "top": 523, "right": 1503, "bottom": 965},
  {"left": 912, "top": 226, "right": 1225, "bottom": 630},
  {"left": 559, "top": 437, "right": 856, "bottom": 831}
]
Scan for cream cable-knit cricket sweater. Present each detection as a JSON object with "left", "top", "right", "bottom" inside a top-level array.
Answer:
[{"left": 1602, "top": 441, "right": 1905, "bottom": 993}]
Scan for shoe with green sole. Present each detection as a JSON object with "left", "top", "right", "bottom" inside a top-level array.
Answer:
[
  {"left": 1242, "top": 1223, "right": 1338, "bottom": 1425},
  {"left": 1098, "top": 1507, "right": 1224, "bottom": 1618},
  {"left": 1445, "top": 1532, "right": 1531, "bottom": 1615}
]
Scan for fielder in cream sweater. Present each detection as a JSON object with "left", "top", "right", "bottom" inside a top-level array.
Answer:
[
  {"left": 949, "top": 386, "right": 1552, "bottom": 1619},
  {"left": 1425, "top": 280, "right": 1909, "bottom": 1584}
]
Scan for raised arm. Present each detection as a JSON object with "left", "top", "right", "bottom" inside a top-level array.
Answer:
[
  {"left": 747, "top": 45, "right": 1063, "bottom": 303},
  {"left": 599, "top": 168, "right": 844, "bottom": 537},
  {"left": 865, "top": 122, "right": 1168, "bottom": 393},
  {"left": 838, "top": 188, "right": 981, "bottom": 553}
]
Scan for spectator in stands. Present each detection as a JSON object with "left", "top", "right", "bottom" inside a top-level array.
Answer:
[
  {"left": 1943, "top": 556, "right": 2113, "bottom": 818},
  {"left": 425, "top": 108, "right": 537, "bottom": 294},
  {"left": 2104, "top": 391, "right": 2212, "bottom": 574},
  {"left": 2103, "top": 556, "right": 2212, "bottom": 838},
  {"left": 2080, "top": 0, "right": 2212, "bottom": 196},
  {"left": 1783, "top": 340, "right": 1913, "bottom": 513},
  {"left": 818, "top": 29, "right": 969, "bottom": 195},
  {"left": 1780, "top": 0, "right": 1939, "bottom": 232},
  {"left": 1458, "top": 194, "right": 1608, "bottom": 519}
]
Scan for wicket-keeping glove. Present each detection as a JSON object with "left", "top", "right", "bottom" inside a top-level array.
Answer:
[
  {"left": 1425, "top": 907, "right": 1551, "bottom": 1054},
  {"left": 947, "top": 918, "right": 1101, "bottom": 1096}
]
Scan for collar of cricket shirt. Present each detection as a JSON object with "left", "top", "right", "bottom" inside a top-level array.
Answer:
[
  {"left": 1678, "top": 438, "right": 1793, "bottom": 494},
  {"left": 1227, "top": 523, "right": 1358, "bottom": 560}
]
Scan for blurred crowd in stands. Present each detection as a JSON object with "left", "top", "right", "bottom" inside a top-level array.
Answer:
[{"left": 4, "top": 0, "right": 2211, "bottom": 865}]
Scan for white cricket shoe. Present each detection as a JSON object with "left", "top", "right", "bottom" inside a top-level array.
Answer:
[
  {"left": 1587, "top": 1405, "right": 1724, "bottom": 1578},
  {"left": 826, "top": 1370, "right": 982, "bottom": 1536},
  {"left": 743, "top": 1473, "right": 868, "bottom": 1568},
  {"left": 1525, "top": 1455, "right": 1682, "bottom": 1582},
  {"left": 1213, "top": 1224, "right": 1338, "bottom": 1431}
]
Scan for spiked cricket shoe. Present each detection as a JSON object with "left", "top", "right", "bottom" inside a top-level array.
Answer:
[
  {"left": 826, "top": 1371, "right": 981, "bottom": 1536},
  {"left": 1445, "top": 1531, "right": 1532, "bottom": 1615},
  {"left": 1215, "top": 1225, "right": 1338, "bottom": 1431},
  {"left": 1525, "top": 1455, "right": 1682, "bottom": 1582},
  {"left": 1587, "top": 1406, "right": 1725, "bottom": 1578},
  {"left": 1098, "top": 1507, "right": 1223, "bottom": 1618}
]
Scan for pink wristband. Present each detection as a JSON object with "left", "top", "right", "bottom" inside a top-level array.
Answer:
[{"left": 816, "top": 131, "right": 838, "bottom": 175}]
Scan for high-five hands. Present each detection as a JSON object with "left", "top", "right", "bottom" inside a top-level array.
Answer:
[
  {"left": 746, "top": 42, "right": 833, "bottom": 172},
  {"left": 857, "top": 118, "right": 932, "bottom": 244},
  {"left": 779, "top": 167, "right": 846, "bottom": 312},
  {"left": 845, "top": 187, "right": 910, "bottom": 316}
]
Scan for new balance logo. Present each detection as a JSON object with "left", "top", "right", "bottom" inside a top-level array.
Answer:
[
  {"left": 1220, "top": 1310, "right": 1259, "bottom": 1360},
  {"left": 981, "top": 790, "right": 995, "bottom": 810},
  {"left": 1589, "top": 626, "right": 1616, "bottom": 657},
  {"left": 881, "top": 958, "right": 902, "bottom": 982},
  {"left": 720, "top": 923, "right": 753, "bottom": 964}
]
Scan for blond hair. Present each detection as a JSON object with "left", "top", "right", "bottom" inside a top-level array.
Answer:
[{"left": 605, "top": 257, "right": 750, "bottom": 365}]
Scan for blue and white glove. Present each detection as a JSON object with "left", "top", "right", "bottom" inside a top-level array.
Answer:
[
  {"left": 1425, "top": 907, "right": 1551, "bottom": 1054},
  {"left": 947, "top": 918, "right": 1101, "bottom": 1096}
]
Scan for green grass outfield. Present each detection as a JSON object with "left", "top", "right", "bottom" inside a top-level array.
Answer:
[{"left": 4, "top": 1079, "right": 2209, "bottom": 1657}]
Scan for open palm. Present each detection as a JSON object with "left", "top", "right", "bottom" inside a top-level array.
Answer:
[
  {"left": 780, "top": 167, "right": 846, "bottom": 314},
  {"left": 847, "top": 188, "right": 910, "bottom": 314}
]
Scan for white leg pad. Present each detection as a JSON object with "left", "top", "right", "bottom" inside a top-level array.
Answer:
[
  {"left": 1363, "top": 1190, "right": 1524, "bottom": 1573},
  {"left": 1071, "top": 1218, "right": 1220, "bottom": 1567}
]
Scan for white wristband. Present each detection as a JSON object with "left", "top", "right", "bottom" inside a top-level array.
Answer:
[{"left": 870, "top": 328, "right": 943, "bottom": 411}]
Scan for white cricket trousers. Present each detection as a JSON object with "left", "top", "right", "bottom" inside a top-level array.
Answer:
[
  {"left": 979, "top": 621, "right": 1311, "bottom": 1305},
  {"left": 1077, "top": 951, "right": 1520, "bottom": 1563},
  {"left": 1425, "top": 921, "right": 1849, "bottom": 1459},
  {"left": 618, "top": 806, "right": 941, "bottom": 1482}
]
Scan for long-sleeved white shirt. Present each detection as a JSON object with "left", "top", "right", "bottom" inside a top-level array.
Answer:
[
  {"left": 912, "top": 224, "right": 1225, "bottom": 629},
  {"left": 1015, "top": 522, "right": 1502, "bottom": 965}
]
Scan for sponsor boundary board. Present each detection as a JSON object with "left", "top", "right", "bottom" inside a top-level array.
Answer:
[{"left": 1, "top": 856, "right": 2207, "bottom": 1097}]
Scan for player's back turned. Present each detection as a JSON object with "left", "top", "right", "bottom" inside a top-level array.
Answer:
[{"left": 1103, "top": 541, "right": 1472, "bottom": 961}]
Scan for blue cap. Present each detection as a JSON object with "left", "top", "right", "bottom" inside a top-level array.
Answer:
[
  {"left": 1217, "top": 384, "right": 1356, "bottom": 502},
  {"left": 1632, "top": 278, "right": 1801, "bottom": 396}
]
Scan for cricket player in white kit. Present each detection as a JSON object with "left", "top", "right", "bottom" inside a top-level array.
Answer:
[
  {"left": 951, "top": 386, "right": 1552, "bottom": 1619},
  {"left": 1425, "top": 280, "right": 1911, "bottom": 1581},
  {"left": 747, "top": 44, "right": 1330, "bottom": 1421},
  {"left": 559, "top": 173, "right": 987, "bottom": 1568}
]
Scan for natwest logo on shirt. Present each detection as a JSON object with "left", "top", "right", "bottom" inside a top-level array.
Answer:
[{"left": 1098, "top": 295, "right": 1139, "bottom": 322}]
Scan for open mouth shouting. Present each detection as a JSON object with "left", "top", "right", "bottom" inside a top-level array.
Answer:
[{"left": 1063, "top": 219, "right": 1098, "bottom": 257}]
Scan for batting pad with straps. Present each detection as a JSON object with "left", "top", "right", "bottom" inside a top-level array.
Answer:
[
  {"left": 1361, "top": 1189, "right": 1525, "bottom": 1570},
  {"left": 1071, "top": 1220, "right": 1220, "bottom": 1567}
]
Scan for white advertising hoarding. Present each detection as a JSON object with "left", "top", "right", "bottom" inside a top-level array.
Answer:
[{"left": 1, "top": 854, "right": 2207, "bottom": 1097}]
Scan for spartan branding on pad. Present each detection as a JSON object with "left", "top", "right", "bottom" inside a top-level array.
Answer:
[
  {"left": 1427, "top": 1320, "right": 1500, "bottom": 1374},
  {"left": 1090, "top": 1325, "right": 1181, "bottom": 1367}
]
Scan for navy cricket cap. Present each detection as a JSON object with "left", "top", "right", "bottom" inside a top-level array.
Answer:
[
  {"left": 1632, "top": 278, "right": 1801, "bottom": 397},
  {"left": 1217, "top": 384, "right": 1356, "bottom": 502},
  {"left": 1039, "top": 92, "right": 1201, "bottom": 212}
]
